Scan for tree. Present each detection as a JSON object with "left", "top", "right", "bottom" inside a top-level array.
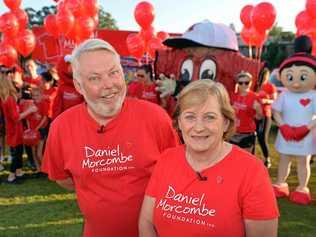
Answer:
[{"left": 25, "top": 5, "right": 118, "bottom": 29}]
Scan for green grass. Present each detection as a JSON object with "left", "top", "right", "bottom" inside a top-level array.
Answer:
[{"left": 0, "top": 127, "right": 316, "bottom": 237}]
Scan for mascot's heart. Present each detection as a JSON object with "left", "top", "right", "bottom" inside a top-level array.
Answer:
[{"left": 300, "top": 98, "right": 311, "bottom": 107}]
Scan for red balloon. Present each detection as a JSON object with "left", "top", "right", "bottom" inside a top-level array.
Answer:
[
  {"left": 2, "top": 33, "right": 18, "bottom": 49},
  {"left": 240, "top": 5, "right": 254, "bottom": 28},
  {"left": 240, "top": 26, "right": 252, "bottom": 45},
  {"left": 16, "top": 29, "right": 36, "bottom": 57},
  {"left": 156, "top": 31, "right": 169, "bottom": 41},
  {"left": 147, "top": 37, "right": 163, "bottom": 58},
  {"left": 13, "top": 8, "right": 29, "bottom": 30},
  {"left": 134, "top": 1, "right": 155, "bottom": 29},
  {"left": 56, "top": 9, "right": 75, "bottom": 35},
  {"left": 75, "top": 17, "right": 95, "bottom": 39},
  {"left": 44, "top": 15, "right": 59, "bottom": 38},
  {"left": 0, "top": 12, "right": 20, "bottom": 37},
  {"left": 251, "top": 2, "right": 276, "bottom": 31},
  {"left": 140, "top": 26, "right": 155, "bottom": 44},
  {"left": 306, "top": 0, "right": 316, "bottom": 18},
  {"left": 295, "top": 11, "right": 312, "bottom": 31},
  {"left": 66, "top": 0, "right": 84, "bottom": 17},
  {"left": 82, "top": 0, "right": 99, "bottom": 17},
  {"left": 240, "top": 26, "right": 266, "bottom": 47},
  {"left": 126, "top": 33, "right": 145, "bottom": 58},
  {"left": 0, "top": 43, "right": 18, "bottom": 67},
  {"left": 4, "top": 0, "right": 21, "bottom": 11},
  {"left": 57, "top": 0, "right": 66, "bottom": 12}
]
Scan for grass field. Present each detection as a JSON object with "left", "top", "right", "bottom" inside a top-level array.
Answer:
[{"left": 0, "top": 128, "right": 316, "bottom": 237}]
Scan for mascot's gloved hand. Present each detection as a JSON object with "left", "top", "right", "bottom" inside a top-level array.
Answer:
[
  {"left": 155, "top": 74, "right": 177, "bottom": 98},
  {"left": 279, "top": 124, "right": 296, "bottom": 141},
  {"left": 293, "top": 125, "right": 310, "bottom": 141}
]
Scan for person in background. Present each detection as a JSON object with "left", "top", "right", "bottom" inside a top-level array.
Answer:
[
  {"left": 139, "top": 79, "right": 279, "bottom": 237},
  {"left": 42, "top": 39, "right": 179, "bottom": 237},
  {"left": 23, "top": 59, "right": 42, "bottom": 88},
  {"left": 0, "top": 74, "right": 37, "bottom": 183},
  {"left": 128, "top": 64, "right": 160, "bottom": 104},
  {"left": 229, "top": 71, "right": 262, "bottom": 154},
  {"left": 256, "top": 68, "right": 277, "bottom": 168},
  {"left": 40, "top": 70, "right": 57, "bottom": 120},
  {"left": 51, "top": 54, "right": 83, "bottom": 119}
]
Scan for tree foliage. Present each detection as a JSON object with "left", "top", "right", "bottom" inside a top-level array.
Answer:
[
  {"left": 25, "top": 5, "right": 118, "bottom": 29},
  {"left": 261, "top": 25, "right": 295, "bottom": 69}
]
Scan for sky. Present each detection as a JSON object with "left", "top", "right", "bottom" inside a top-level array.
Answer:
[{"left": 0, "top": 0, "right": 306, "bottom": 33}]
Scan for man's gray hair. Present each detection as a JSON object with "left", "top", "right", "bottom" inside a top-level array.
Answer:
[{"left": 71, "top": 38, "right": 120, "bottom": 79}]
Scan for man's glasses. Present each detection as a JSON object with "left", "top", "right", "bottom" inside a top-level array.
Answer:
[
  {"left": 136, "top": 74, "right": 145, "bottom": 78},
  {"left": 238, "top": 81, "right": 250, "bottom": 85}
]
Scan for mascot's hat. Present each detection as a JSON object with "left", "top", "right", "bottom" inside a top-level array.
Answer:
[{"left": 163, "top": 20, "right": 238, "bottom": 51}]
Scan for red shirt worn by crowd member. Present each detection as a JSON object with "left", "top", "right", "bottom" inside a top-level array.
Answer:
[
  {"left": 41, "top": 87, "right": 57, "bottom": 119},
  {"left": 128, "top": 81, "right": 160, "bottom": 104},
  {"left": 23, "top": 75, "right": 42, "bottom": 87},
  {"left": 24, "top": 99, "right": 49, "bottom": 130},
  {"left": 52, "top": 58, "right": 83, "bottom": 119},
  {"left": 1, "top": 96, "right": 23, "bottom": 147},
  {"left": 257, "top": 82, "right": 277, "bottom": 117},
  {"left": 146, "top": 145, "right": 279, "bottom": 237},
  {"left": 230, "top": 91, "right": 257, "bottom": 133},
  {"left": 42, "top": 98, "right": 179, "bottom": 237}
]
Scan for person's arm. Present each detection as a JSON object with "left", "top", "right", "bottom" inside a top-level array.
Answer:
[
  {"left": 253, "top": 100, "right": 263, "bottom": 120},
  {"left": 272, "top": 109, "right": 284, "bottom": 126},
  {"left": 56, "top": 177, "right": 75, "bottom": 191},
  {"left": 139, "top": 195, "right": 157, "bottom": 237},
  {"left": 245, "top": 218, "right": 278, "bottom": 237},
  {"left": 19, "top": 105, "right": 37, "bottom": 120},
  {"left": 35, "top": 116, "right": 48, "bottom": 131}
]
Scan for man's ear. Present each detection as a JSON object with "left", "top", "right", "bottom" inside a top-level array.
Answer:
[{"left": 73, "top": 79, "right": 83, "bottom": 95}]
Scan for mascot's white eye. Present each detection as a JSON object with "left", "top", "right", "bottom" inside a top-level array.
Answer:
[
  {"left": 180, "top": 59, "right": 194, "bottom": 81},
  {"left": 301, "top": 74, "right": 308, "bottom": 81},
  {"left": 199, "top": 59, "right": 216, "bottom": 80},
  {"left": 286, "top": 73, "right": 294, "bottom": 82}
]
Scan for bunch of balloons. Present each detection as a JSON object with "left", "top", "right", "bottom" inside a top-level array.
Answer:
[
  {"left": 126, "top": 1, "right": 169, "bottom": 59},
  {"left": 0, "top": 0, "right": 36, "bottom": 67},
  {"left": 240, "top": 2, "right": 276, "bottom": 48},
  {"left": 295, "top": 0, "right": 316, "bottom": 55},
  {"left": 44, "top": 0, "right": 99, "bottom": 44}
]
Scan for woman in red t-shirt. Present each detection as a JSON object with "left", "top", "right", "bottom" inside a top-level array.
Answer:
[
  {"left": 230, "top": 71, "right": 262, "bottom": 154},
  {"left": 256, "top": 68, "right": 277, "bottom": 168},
  {"left": 0, "top": 75, "right": 37, "bottom": 183}
]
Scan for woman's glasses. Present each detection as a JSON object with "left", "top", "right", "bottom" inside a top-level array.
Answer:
[
  {"left": 238, "top": 81, "right": 250, "bottom": 86},
  {"left": 136, "top": 74, "right": 145, "bottom": 78}
]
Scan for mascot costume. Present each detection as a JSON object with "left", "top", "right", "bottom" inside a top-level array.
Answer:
[
  {"left": 272, "top": 35, "right": 316, "bottom": 205},
  {"left": 155, "top": 20, "right": 263, "bottom": 101}
]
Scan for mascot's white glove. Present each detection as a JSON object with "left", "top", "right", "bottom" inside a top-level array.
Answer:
[{"left": 155, "top": 74, "right": 177, "bottom": 98}]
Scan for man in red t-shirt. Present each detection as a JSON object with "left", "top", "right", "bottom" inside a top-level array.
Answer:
[{"left": 42, "top": 39, "right": 179, "bottom": 237}]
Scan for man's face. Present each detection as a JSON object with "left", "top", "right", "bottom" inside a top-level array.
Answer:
[
  {"left": 25, "top": 60, "right": 37, "bottom": 75},
  {"left": 74, "top": 50, "right": 126, "bottom": 119}
]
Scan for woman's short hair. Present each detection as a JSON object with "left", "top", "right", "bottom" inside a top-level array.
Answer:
[{"left": 173, "top": 79, "right": 235, "bottom": 140}]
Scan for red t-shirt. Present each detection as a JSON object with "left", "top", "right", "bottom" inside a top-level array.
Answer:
[
  {"left": 257, "top": 82, "right": 277, "bottom": 117},
  {"left": 231, "top": 91, "right": 257, "bottom": 133},
  {"left": 146, "top": 145, "right": 279, "bottom": 237},
  {"left": 1, "top": 96, "right": 23, "bottom": 147},
  {"left": 23, "top": 75, "right": 42, "bottom": 87},
  {"left": 41, "top": 87, "right": 57, "bottom": 119},
  {"left": 128, "top": 81, "right": 160, "bottom": 104},
  {"left": 23, "top": 99, "right": 49, "bottom": 130},
  {"left": 52, "top": 84, "right": 84, "bottom": 119},
  {"left": 42, "top": 98, "right": 179, "bottom": 237}
]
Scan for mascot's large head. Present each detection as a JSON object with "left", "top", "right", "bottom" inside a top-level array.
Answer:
[{"left": 155, "top": 20, "right": 263, "bottom": 93}]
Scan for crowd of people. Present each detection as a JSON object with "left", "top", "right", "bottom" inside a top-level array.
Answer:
[{"left": 0, "top": 33, "right": 315, "bottom": 236}]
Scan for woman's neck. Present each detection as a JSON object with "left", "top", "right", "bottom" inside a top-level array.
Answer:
[{"left": 186, "top": 142, "right": 231, "bottom": 172}]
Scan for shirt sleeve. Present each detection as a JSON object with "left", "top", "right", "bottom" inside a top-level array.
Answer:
[
  {"left": 239, "top": 159, "right": 279, "bottom": 220},
  {"left": 4, "top": 96, "right": 20, "bottom": 122},
  {"left": 272, "top": 91, "right": 284, "bottom": 112},
  {"left": 41, "top": 121, "right": 71, "bottom": 180}
]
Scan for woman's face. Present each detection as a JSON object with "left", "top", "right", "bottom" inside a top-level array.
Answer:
[
  {"left": 237, "top": 76, "right": 252, "bottom": 93},
  {"left": 178, "top": 94, "right": 228, "bottom": 153},
  {"left": 136, "top": 69, "right": 149, "bottom": 83}
]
